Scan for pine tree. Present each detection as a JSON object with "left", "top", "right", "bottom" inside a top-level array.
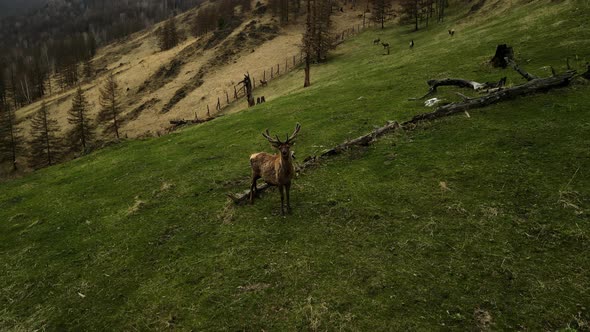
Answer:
[
  {"left": 371, "top": 0, "right": 394, "bottom": 29},
  {"left": 158, "top": 16, "right": 179, "bottom": 51},
  {"left": 313, "top": 0, "right": 334, "bottom": 62},
  {"left": 0, "top": 103, "right": 23, "bottom": 171},
  {"left": 67, "top": 86, "right": 95, "bottom": 154},
  {"left": 83, "top": 59, "right": 94, "bottom": 80},
  {"left": 98, "top": 73, "right": 122, "bottom": 140},
  {"left": 28, "top": 102, "right": 62, "bottom": 169}
]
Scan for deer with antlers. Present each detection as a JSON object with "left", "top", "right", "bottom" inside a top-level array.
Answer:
[{"left": 249, "top": 123, "right": 301, "bottom": 215}]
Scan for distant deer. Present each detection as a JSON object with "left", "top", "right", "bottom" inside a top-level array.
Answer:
[
  {"left": 249, "top": 123, "right": 301, "bottom": 215},
  {"left": 448, "top": 29, "right": 455, "bottom": 37},
  {"left": 260, "top": 96, "right": 266, "bottom": 103},
  {"left": 260, "top": 79, "right": 268, "bottom": 87},
  {"left": 381, "top": 42, "right": 390, "bottom": 48},
  {"left": 409, "top": 40, "right": 414, "bottom": 49},
  {"left": 256, "top": 97, "right": 261, "bottom": 104},
  {"left": 373, "top": 38, "right": 380, "bottom": 45}
]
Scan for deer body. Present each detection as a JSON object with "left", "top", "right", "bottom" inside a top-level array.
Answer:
[{"left": 249, "top": 123, "right": 301, "bottom": 215}]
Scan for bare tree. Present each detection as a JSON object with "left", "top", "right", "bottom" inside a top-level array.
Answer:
[{"left": 302, "top": 0, "right": 314, "bottom": 87}]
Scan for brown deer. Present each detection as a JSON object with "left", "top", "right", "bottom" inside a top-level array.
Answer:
[{"left": 249, "top": 123, "right": 301, "bottom": 215}]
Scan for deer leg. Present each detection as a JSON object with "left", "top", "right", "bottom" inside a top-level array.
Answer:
[
  {"left": 250, "top": 176, "right": 259, "bottom": 204},
  {"left": 279, "top": 185, "right": 285, "bottom": 216},
  {"left": 285, "top": 182, "right": 291, "bottom": 214}
]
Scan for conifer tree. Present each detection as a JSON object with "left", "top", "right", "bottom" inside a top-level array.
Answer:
[
  {"left": 98, "top": 73, "right": 122, "bottom": 140},
  {"left": 302, "top": 0, "right": 314, "bottom": 87},
  {"left": 28, "top": 102, "right": 62, "bottom": 169},
  {"left": 372, "top": 0, "right": 394, "bottom": 29},
  {"left": 0, "top": 103, "right": 23, "bottom": 171},
  {"left": 313, "top": 0, "right": 334, "bottom": 62},
  {"left": 67, "top": 86, "right": 95, "bottom": 154},
  {"left": 158, "top": 16, "right": 179, "bottom": 51}
]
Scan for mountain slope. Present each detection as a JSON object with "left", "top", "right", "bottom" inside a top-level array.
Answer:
[
  {"left": 13, "top": 2, "right": 365, "bottom": 139},
  {"left": 1, "top": 0, "right": 590, "bottom": 330}
]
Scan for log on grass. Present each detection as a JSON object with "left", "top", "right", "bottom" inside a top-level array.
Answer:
[
  {"left": 321, "top": 121, "right": 401, "bottom": 157},
  {"left": 409, "top": 77, "right": 506, "bottom": 100},
  {"left": 405, "top": 70, "right": 576, "bottom": 124},
  {"left": 227, "top": 183, "right": 271, "bottom": 205},
  {"left": 228, "top": 121, "right": 401, "bottom": 204}
]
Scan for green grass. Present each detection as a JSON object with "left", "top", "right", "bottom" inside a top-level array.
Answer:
[{"left": 2, "top": 0, "right": 590, "bottom": 330}]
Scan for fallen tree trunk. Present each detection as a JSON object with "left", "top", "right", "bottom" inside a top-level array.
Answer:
[
  {"left": 321, "top": 121, "right": 400, "bottom": 156},
  {"left": 405, "top": 70, "right": 576, "bottom": 124},
  {"left": 227, "top": 121, "right": 401, "bottom": 204},
  {"left": 228, "top": 62, "right": 578, "bottom": 205},
  {"left": 409, "top": 77, "right": 506, "bottom": 100}
]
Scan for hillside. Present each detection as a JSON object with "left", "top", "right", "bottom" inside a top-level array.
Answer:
[
  {"left": 1, "top": 0, "right": 590, "bottom": 330},
  {"left": 13, "top": 1, "right": 365, "bottom": 140}
]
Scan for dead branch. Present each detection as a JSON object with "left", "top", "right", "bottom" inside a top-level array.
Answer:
[
  {"left": 227, "top": 121, "right": 401, "bottom": 204},
  {"left": 505, "top": 57, "right": 538, "bottom": 81},
  {"left": 405, "top": 70, "right": 576, "bottom": 124},
  {"left": 409, "top": 77, "right": 506, "bottom": 100},
  {"left": 321, "top": 121, "right": 401, "bottom": 157}
]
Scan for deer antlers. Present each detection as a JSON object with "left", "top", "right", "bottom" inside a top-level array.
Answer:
[{"left": 262, "top": 123, "right": 301, "bottom": 146}]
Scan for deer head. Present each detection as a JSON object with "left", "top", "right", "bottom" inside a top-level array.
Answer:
[{"left": 261, "top": 123, "right": 301, "bottom": 159}]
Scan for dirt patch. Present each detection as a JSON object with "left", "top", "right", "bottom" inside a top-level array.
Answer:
[
  {"left": 237, "top": 283, "right": 270, "bottom": 292},
  {"left": 474, "top": 307, "right": 493, "bottom": 331}
]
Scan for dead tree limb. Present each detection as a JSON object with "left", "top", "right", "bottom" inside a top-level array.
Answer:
[
  {"left": 228, "top": 66, "right": 578, "bottom": 205},
  {"left": 238, "top": 73, "right": 255, "bottom": 107},
  {"left": 405, "top": 71, "right": 576, "bottom": 124},
  {"left": 582, "top": 64, "right": 590, "bottom": 80},
  {"left": 506, "top": 57, "right": 537, "bottom": 81},
  {"left": 321, "top": 121, "right": 401, "bottom": 157},
  {"left": 409, "top": 77, "right": 507, "bottom": 100},
  {"left": 227, "top": 121, "right": 401, "bottom": 204}
]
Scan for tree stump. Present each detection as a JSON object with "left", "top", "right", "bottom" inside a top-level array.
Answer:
[
  {"left": 490, "top": 44, "right": 514, "bottom": 68},
  {"left": 239, "top": 74, "right": 255, "bottom": 107}
]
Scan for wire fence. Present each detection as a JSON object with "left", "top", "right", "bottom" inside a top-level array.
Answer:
[{"left": 182, "top": 20, "right": 372, "bottom": 121}]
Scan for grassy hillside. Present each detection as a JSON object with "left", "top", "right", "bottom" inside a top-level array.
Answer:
[{"left": 2, "top": 0, "right": 590, "bottom": 330}]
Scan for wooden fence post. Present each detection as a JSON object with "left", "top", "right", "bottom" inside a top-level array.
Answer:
[
  {"left": 277, "top": 63, "right": 280, "bottom": 75},
  {"left": 263, "top": 70, "right": 266, "bottom": 81},
  {"left": 226, "top": 91, "right": 230, "bottom": 103},
  {"left": 216, "top": 97, "right": 221, "bottom": 111},
  {"left": 207, "top": 104, "right": 210, "bottom": 117},
  {"left": 293, "top": 55, "right": 296, "bottom": 66},
  {"left": 234, "top": 86, "right": 238, "bottom": 100},
  {"left": 271, "top": 67, "right": 274, "bottom": 79}
]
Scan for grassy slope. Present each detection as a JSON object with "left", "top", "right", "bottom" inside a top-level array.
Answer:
[{"left": 2, "top": 0, "right": 590, "bottom": 330}]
